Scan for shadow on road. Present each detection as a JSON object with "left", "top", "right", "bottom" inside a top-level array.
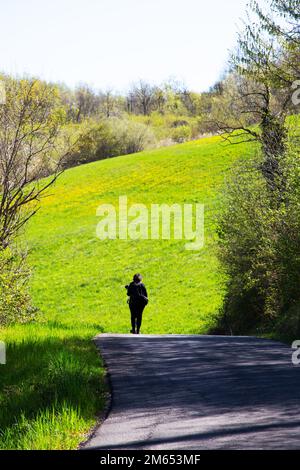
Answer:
[{"left": 86, "top": 335, "right": 300, "bottom": 450}]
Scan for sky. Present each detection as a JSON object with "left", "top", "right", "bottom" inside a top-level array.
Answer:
[{"left": 0, "top": 0, "right": 249, "bottom": 93}]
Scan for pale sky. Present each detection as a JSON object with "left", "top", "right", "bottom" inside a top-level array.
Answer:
[{"left": 0, "top": 0, "right": 249, "bottom": 92}]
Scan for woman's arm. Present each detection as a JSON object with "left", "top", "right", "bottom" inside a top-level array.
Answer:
[
  {"left": 142, "top": 284, "right": 148, "bottom": 298},
  {"left": 126, "top": 283, "right": 133, "bottom": 296}
]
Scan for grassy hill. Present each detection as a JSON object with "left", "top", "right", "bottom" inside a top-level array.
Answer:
[
  {"left": 27, "top": 135, "right": 255, "bottom": 333},
  {"left": 0, "top": 135, "right": 255, "bottom": 449}
]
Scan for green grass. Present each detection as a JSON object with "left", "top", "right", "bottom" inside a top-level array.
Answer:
[
  {"left": 0, "top": 135, "right": 255, "bottom": 449},
  {"left": 0, "top": 322, "right": 107, "bottom": 449},
  {"left": 27, "top": 135, "right": 255, "bottom": 334}
]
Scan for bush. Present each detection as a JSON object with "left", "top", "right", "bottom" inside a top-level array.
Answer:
[
  {"left": 129, "top": 112, "right": 202, "bottom": 143},
  {"left": 275, "top": 303, "right": 300, "bottom": 342},
  {"left": 63, "top": 118, "right": 155, "bottom": 168},
  {"left": 109, "top": 118, "right": 155, "bottom": 154},
  {"left": 171, "top": 125, "right": 192, "bottom": 143},
  {"left": 171, "top": 119, "right": 189, "bottom": 128},
  {"left": 0, "top": 248, "right": 36, "bottom": 326},
  {"left": 62, "top": 120, "right": 112, "bottom": 167},
  {"left": 216, "top": 156, "right": 274, "bottom": 334},
  {"left": 216, "top": 147, "right": 300, "bottom": 337}
]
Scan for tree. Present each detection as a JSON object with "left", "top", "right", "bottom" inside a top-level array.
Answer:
[
  {"left": 215, "top": 0, "right": 300, "bottom": 337},
  {"left": 216, "top": 145, "right": 300, "bottom": 336},
  {"left": 99, "top": 89, "right": 114, "bottom": 118},
  {"left": 154, "top": 87, "right": 166, "bottom": 114},
  {"left": 128, "top": 81, "right": 155, "bottom": 115},
  {"left": 0, "top": 76, "right": 70, "bottom": 248},
  {"left": 74, "top": 84, "right": 99, "bottom": 122},
  {"left": 0, "top": 76, "right": 73, "bottom": 325},
  {"left": 98, "top": 89, "right": 125, "bottom": 118},
  {"left": 216, "top": 0, "right": 300, "bottom": 192}
]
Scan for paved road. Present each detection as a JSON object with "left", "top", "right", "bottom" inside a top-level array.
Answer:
[{"left": 84, "top": 334, "right": 300, "bottom": 450}]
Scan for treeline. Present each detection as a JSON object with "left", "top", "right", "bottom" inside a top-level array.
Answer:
[
  {"left": 1, "top": 64, "right": 299, "bottom": 176},
  {"left": 61, "top": 80, "right": 203, "bottom": 120},
  {"left": 0, "top": 75, "right": 210, "bottom": 175},
  {"left": 57, "top": 79, "right": 215, "bottom": 169}
]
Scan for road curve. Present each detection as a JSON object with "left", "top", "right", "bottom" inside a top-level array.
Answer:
[{"left": 84, "top": 334, "right": 300, "bottom": 450}]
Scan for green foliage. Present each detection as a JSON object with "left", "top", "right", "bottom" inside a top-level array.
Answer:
[
  {"left": 217, "top": 145, "right": 300, "bottom": 336},
  {"left": 64, "top": 118, "right": 155, "bottom": 167},
  {"left": 214, "top": 0, "right": 300, "bottom": 336},
  {"left": 0, "top": 248, "right": 36, "bottom": 327},
  {"left": 217, "top": 156, "right": 276, "bottom": 333},
  {"left": 171, "top": 125, "right": 192, "bottom": 143},
  {"left": 275, "top": 304, "right": 300, "bottom": 342},
  {"left": 130, "top": 112, "right": 202, "bottom": 143},
  {"left": 109, "top": 118, "right": 155, "bottom": 154},
  {"left": 64, "top": 120, "right": 113, "bottom": 166}
]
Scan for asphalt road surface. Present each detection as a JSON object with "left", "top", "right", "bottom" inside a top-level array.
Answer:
[{"left": 84, "top": 334, "right": 300, "bottom": 450}]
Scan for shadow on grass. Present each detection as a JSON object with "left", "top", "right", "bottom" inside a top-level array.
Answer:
[
  {"left": 41, "top": 319, "right": 105, "bottom": 332},
  {"left": 0, "top": 325, "right": 107, "bottom": 447}
]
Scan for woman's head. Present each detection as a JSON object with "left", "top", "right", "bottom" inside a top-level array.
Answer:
[{"left": 133, "top": 273, "right": 142, "bottom": 283}]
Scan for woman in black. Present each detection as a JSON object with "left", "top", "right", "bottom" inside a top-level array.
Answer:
[{"left": 125, "top": 273, "right": 148, "bottom": 334}]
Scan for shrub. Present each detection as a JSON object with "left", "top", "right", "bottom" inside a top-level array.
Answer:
[
  {"left": 171, "top": 119, "right": 189, "bottom": 128},
  {"left": 63, "top": 118, "right": 155, "bottom": 168},
  {"left": 216, "top": 147, "right": 300, "bottom": 337},
  {"left": 0, "top": 248, "right": 36, "bottom": 326},
  {"left": 171, "top": 125, "right": 192, "bottom": 143},
  {"left": 62, "top": 120, "right": 113, "bottom": 167},
  {"left": 275, "top": 303, "right": 300, "bottom": 342},
  {"left": 109, "top": 118, "right": 155, "bottom": 154}
]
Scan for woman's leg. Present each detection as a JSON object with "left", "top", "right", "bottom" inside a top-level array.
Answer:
[
  {"left": 130, "top": 305, "right": 136, "bottom": 333},
  {"left": 136, "top": 308, "right": 144, "bottom": 334}
]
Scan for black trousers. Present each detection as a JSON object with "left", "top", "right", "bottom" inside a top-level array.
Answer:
[{"left": 129, "top": 303, "right": 144, "bottom": 332}]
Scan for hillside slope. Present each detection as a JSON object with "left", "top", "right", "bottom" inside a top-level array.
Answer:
[{"left": 27, "top": 135, "right": 255, "bottom": 334}]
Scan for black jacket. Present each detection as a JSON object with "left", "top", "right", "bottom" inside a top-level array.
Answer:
[{"left": 127, "top": 282, "right": 148, "bottom": 306}]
